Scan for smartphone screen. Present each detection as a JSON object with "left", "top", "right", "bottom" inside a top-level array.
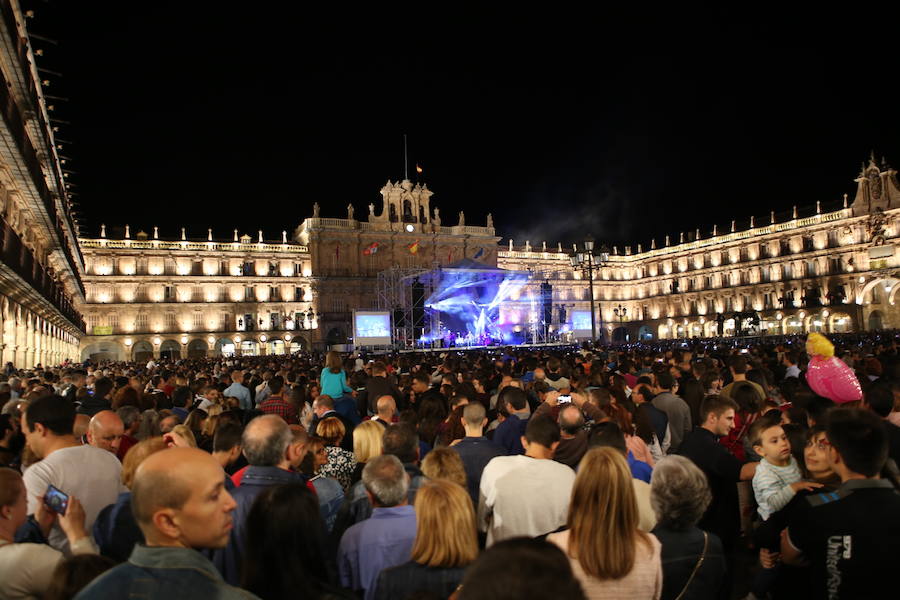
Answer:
[
  {"left": 44, "top": 484, "right": 69, "bottom": 515},
  {"left": 557, "top": 395, "right": 572, "bottom": 404}
]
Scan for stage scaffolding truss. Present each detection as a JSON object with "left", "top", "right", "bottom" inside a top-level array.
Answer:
[{"left": 376, "top": 266, "right": 438, "bottom": 349}]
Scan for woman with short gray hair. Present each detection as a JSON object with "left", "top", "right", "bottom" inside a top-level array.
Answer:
[{"left": 650, "top": 456, "right": 727, "bottom": 600}]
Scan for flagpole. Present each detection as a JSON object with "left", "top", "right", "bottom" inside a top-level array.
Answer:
[{"left": 404, "top": 134, "right": 408, "bottom": 181}]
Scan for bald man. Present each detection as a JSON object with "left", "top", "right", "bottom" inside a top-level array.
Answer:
[
  {"left": 75, "top": 448, "right": 257, "bottom": 599},
  {"left": 370, "top": 395, "right": 397, "bottom": 427},
  {"left": 86, "top": 410, "right": 124, "bottom": 454}
]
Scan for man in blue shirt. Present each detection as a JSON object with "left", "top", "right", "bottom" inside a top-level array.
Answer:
[
  {"left": 223, "top": 370, "right": 252, "bottom": 411},
  {"left": 492, "top": 387, "right": 530, "bottom": 455},
  {"left": 338, "top": 454, "right": 417, "bottom": 600},
  {"left": 588, "top": 421, "right": 653, "bottom": 482},
  {"left": 452, "top": 403, "right": 505, "bottom": 503}
]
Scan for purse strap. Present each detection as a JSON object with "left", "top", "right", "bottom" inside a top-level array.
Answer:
[{"left": 673, "top": 531, "right": 709, "bottom": 600}]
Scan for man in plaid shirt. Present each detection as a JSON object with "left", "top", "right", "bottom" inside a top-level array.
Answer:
[{"left": 257, "top": 376, "right": 298, "bottom": 424}]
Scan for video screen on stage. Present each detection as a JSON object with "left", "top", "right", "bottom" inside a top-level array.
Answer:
[
  {"left": 571, "top": 310, "right": 592, "bottom": 332},
  {"left": 353, "top": 311, "right": 392, "bottom": 346}
]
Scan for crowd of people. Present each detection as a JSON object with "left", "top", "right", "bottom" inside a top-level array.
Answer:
[{"left": 1, "top": 331, "right": 899, "bottom": 599}]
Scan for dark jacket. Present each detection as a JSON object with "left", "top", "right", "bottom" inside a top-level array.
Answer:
[
  {"left": 652, "top": 525, "right": 726, "bottom": 600},
  {"left": 76, "top": 394, "right": 112, "bottom": 416},
  {"left": 75, "top": 545, "right": 257, "bottom": 600},
  {"left": 638, "top": 402, "right": 669, "bottom": 448},
  {"left": 493, "top": 412, "right": 529, "bottom": 455},
  {"left": 94, "top": 491, "right": 144, "bottom": 562},
  {"left": 363, "top": 376, "right": 404, "bottom": 414},
  {"left": 211, "top": 465, "right": 308, "bottom": 585},
  {"left": 374, "top": 561, "right": 465, "bottom": 600},
  {"left": 310, "top": 410, "right": 355, "bottom": 452},
  {"left": 451, "top": 436, "right": 506, "bottom": 503}
]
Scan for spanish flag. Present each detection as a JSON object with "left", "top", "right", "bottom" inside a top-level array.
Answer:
[
  {"left": 362, "top": 242, "right": 380, "bottom": 256},
  {"left": 407, "top": 240, "right": 420, "bottom": 254}
]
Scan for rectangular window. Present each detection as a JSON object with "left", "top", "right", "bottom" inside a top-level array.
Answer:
[
  {"left": 136, "top": 313, "right": 148, "bottom": 330},
  {"left": 295, "top": 263, "right": 303, "bottom": 276},
  {"left": 164, "top": 286, "right": 174, "bottom": 300},
  {"left": 270, "top": 286, "right": 280, "bottom": 301},
  {"left": 245, "top": 286, "right": 255, "bottom": 301},
  {"left": 165, "top": 313, "right": 176, "bottom": 330},
  {"left": 107, "top": 313, "right": 119, "bottom": 331},
  {"left": 221, "top": 313, "right": 230, "bottom": 331},
  {"left": 193, "top": 312, "right": 203, "bottom": 330}
]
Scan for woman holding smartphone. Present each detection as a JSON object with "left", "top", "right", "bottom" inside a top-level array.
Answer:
[{"left": 0, "top": 468, "right": 95, "bottom": 599}]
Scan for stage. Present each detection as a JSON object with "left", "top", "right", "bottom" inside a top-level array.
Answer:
[
  {"left": 396, "top": 341, "right": 578, "bottom": 354},
  {"left": 376, "top": 259, "right": 577, "bottom": 350}
]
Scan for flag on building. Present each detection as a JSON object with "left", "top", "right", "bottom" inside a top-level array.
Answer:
[
  {"left": 473, "top": 247, "right": 484, "bottom": 259},
  {"left": 407, "top": 240, "right": 420, "bottom": 254},
  {"left": 363, "top": 242, "right": 380, "bottom": 256}
]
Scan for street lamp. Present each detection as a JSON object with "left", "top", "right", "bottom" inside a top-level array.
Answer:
[
  {"left": 569, "top": 235, "right": 609, "bottom": 343},
  {"left": 613, "top": 303, "right": 627, "bottom": 341},
  {"left": 305, "top": 307, "right": 318, "bottom": 329}
]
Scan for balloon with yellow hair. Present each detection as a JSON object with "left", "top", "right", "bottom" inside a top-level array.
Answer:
[{"left": 804, "top": 333, "right": 862, "bottom": 403}]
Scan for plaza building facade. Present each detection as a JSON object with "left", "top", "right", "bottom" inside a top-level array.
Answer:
[
  {"left": 78, "top": 155, "right": 900, "bottom": 359},
  {"left": 77, "top": 180, "right": 498, "bottom": 360},
  {"left": 0, "top": 0, "right": 85, "bottom": 368},
  {"left": 499, "top": 155, "right": 900, "bottom": 342}
]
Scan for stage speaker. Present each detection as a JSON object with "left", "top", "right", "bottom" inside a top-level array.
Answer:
[{"left": 540, "top": 280, "right": 553, "bottom": 326}]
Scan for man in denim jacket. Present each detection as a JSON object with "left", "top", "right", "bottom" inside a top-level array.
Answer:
[
  {"left": 75, "top": 447, "right": 258, "bottom": 599},
  {"left": 212, "top": 415, "right": 308, "bottom": 585}
]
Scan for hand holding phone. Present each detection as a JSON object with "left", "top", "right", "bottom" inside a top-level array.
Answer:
[
  {"left": 43, "top": 484, "right": 69, "bottom": 516},
  {"left": 557, "top": 395, "right": 572, "bottom": 404}
]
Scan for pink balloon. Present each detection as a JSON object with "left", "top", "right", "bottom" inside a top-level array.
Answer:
[{"left": 805, "top": 356, "right": 863, "bottom": 403}]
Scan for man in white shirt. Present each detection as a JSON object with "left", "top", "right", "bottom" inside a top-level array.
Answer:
[
  {"left": 20, "top": 395, "right": 125, "bottom": 554},
  {"left": 478, "top": 415, "right": 575, "bottom": 546}
]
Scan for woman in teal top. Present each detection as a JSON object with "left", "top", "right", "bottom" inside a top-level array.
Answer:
[{"left": 319, "top": 351, "right": 359, "bottom": 424}]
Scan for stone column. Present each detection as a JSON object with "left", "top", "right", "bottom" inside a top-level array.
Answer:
[
  {"left": 14, "top": 315, "right": 25, "bottom": 368},
  {"left": 34, "top": 325, "right": 43, "bottom": 367}
]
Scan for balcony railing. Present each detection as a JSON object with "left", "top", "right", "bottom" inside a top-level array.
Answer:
[
  {"left": 0, "top": 219, "right": 84, "bottom": 330},
  {"left": 0, "top": 2, "right": 83, "bottom": 287}
]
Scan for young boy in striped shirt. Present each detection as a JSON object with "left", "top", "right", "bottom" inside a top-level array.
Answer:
[{"left": 748, "top": 415, "right": 822, "bottom": 598}]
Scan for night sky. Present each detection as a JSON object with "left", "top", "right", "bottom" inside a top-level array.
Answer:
[{"left": 26, "top": 3, "right": 900, "bottom": 252}]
